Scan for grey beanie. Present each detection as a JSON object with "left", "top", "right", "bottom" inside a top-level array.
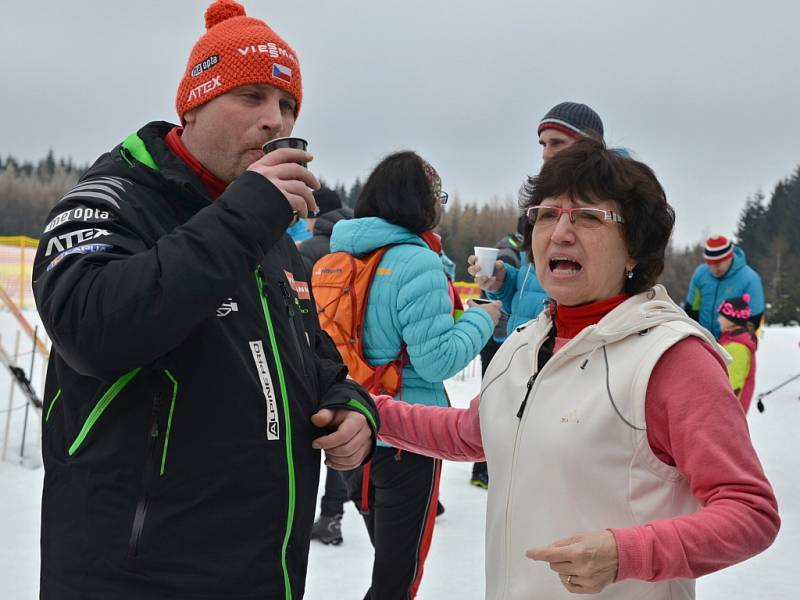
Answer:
[{"left": 538, "top": 101, "right": 604, "bottom": 140}]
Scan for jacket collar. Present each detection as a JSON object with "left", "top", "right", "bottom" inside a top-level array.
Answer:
[
  {"left": 533, "top": 285, "right": 726, "bottom": 360},
  {"left": 113, "top": 121, "right": 213, "bottom": 208}
]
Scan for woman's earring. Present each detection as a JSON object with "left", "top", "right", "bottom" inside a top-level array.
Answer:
[{"left": 626, "top": 268, "right": 634, "bottom": 280}]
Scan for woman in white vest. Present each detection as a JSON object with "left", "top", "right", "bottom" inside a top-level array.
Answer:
[{"left": 373, "top": 138, "right": 779, "bottom": 599}]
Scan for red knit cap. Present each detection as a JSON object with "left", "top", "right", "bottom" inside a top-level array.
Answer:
[{"left": 175, "top": 0, "right": 302, "bottom": 122}]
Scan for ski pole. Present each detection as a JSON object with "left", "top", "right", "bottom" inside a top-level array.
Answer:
[
  {"left": 756, "top": 372, "right": 800, "bottom": 413},
  {"left": 20, "top": 326, "right": 38, "bottom": 460}
]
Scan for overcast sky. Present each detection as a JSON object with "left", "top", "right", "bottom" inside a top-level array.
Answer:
[{"left": 2, "top": 0, "right": 799, "bottom": 247}]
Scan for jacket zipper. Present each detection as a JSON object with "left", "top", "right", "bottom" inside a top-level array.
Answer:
[
  {"left": 255, "top": 267, "right": 297, "bottom": 600},
  {"left": 128, "top": 391, "right": 161, "bottom": 558},
  {"left": 279, "top": 280, "right": 307, "bottom": 371},
  {"left": 516, "top": 375, "right": 537, "bottom": 418},
  {"left": 501, "top": 330, "right": 554, "bottom": 597}
]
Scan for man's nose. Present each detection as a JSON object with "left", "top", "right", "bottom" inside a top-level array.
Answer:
[{"left": 258, "top": 97, "right": 284, "bottom": 130}]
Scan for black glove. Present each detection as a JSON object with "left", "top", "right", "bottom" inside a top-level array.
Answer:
[{"left": 756, "top": 399, "right": 765, "bottom": 413}]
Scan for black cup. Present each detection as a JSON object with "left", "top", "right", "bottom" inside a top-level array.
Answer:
[
  {"left": 261, "top": 137, "right": 316, "bottom": 217},
  {"left": 262, "top": 137, "right": 308, "bottom": 166}
]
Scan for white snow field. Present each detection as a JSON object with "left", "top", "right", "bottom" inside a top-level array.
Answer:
[{"left": 1, "top": 310, "right": 798, "bottom": 599}]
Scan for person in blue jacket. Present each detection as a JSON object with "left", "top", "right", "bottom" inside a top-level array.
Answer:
[
  {"left": 684, "top": 235, "right": 765, "bottom": 339},
  {"left": 330, "top": 150, "right": 499, "bottom": 600},
  {"left": 468, "top": 101, "right": 604, "bottom": 336}
]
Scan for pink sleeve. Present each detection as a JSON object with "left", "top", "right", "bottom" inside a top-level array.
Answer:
[
  {"left": 611, "top": 337, "right": 779, "bottom": 582},
  {"left": 374, "top": 394, "right": 485, "bottom": 461}
]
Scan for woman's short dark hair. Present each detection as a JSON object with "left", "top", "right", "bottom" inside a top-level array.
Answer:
[
  {"left": 355, "top": 151, "right": 438, "bottom": 234},
  {"left": 519, "top": 137, "right": 675, "bottom": 295}
]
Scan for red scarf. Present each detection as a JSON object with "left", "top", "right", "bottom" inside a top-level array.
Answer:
[
  {"left": 164, "top": 127, "right": 228, "bottom": 199},
  {"left": 420, "top": 230, "right": 442, "bottom": 254},
  {"left": 419, "top": 231, "right": 464, "bottom": 314},
  {"left": 552, "top": 293, "right": 629, "bottom": 339}
]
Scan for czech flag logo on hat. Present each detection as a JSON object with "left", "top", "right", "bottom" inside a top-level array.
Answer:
[{"left": 272, "top": 63, "right": 292, "bottom": 83}]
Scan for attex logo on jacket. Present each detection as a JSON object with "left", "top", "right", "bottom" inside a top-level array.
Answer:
[{"left": 45, "top": 228, "right": 111, "bottom": 256}]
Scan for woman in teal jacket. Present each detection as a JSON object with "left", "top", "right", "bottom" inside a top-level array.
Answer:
[{"left": 330, "top": 151, "right": 497, "bottom": 600}]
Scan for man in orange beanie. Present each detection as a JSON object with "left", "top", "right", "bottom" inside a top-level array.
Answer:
[{"left": 32, "top": 1, "right": 379, "bottom": 598}]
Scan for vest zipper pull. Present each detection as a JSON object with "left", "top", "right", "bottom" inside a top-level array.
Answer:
[{"left": 516, "top": 374, "right": 536, "bottom": 419}]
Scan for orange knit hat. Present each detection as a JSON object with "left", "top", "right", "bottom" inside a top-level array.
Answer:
[{"left": 175, "top": 0, "right": 302, "bottom": 122}]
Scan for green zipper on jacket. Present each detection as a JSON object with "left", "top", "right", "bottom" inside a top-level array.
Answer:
[
  {"left": 160, "top": 369, "right": 179, "bottom": 476},
  {"left": 68, "top": 368, "right": 142, "bottom": 456},
  {"left": 255, "top": 269, "right": 296, "bottom": 600}
]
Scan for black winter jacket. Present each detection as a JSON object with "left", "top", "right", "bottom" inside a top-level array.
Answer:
[{"left": 33, "top": 122, "right": 378, "bottom": 600}]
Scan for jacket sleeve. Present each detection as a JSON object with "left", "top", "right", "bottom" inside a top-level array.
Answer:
[
  {"left": 611, "top": 337, "right": 779, "bottom": 582},
  {"left": 314, "top": 329, "right": 379, "bottom": 425},
  {"left": 395, "top": 249, "right": 493, "bottom": 383},
  {"left": 683, "top": 267, "right": 702, "bottom": 321},
  {"left": 33, "top": 171, "right": 293, "bottom": 380},
  {"left": 486, "top": 262, "right": 519, "bottom": 314},
  {"left": 375, "top": 394, "right": 484, "bottom": 461},
  {"left": 307, "top": 293, "right": 379, "bottom": 461}
]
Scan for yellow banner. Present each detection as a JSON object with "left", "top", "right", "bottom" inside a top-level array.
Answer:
[{"left": 0, "top": 236, "right": 38, "bottom": 309}]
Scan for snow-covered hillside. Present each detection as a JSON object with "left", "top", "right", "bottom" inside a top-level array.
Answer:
[{"left": 1, "top": 312, "right": 798, "bottom": 599}]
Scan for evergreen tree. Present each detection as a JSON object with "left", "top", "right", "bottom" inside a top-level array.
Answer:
[{"left": 348, "top": 177, "right": 363, "bottom": 208}]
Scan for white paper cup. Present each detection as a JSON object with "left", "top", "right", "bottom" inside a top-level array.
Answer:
[{"left": 474, "top": 246, "right": 499, "bottom": 278}]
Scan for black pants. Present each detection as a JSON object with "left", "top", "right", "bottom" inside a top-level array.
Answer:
[
  {"left": 345, "top": 447, "right": 441, "bottom": 600},
  {"left": 473, "top": 337, "right": 502, "bottom": 477},
  {"left": 319, "top": 466, "right": 348, "bottom": 516}
]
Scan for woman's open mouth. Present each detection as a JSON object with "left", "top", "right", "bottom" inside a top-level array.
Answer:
[{"left": 549, "top": 257, "right": 582, "bottom": 276}]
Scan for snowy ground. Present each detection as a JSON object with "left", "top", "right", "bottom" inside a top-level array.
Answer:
[{"left": 1, "top": 311, "right": 798, "bottom": 599}]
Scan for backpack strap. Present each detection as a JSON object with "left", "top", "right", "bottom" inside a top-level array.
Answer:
[{"left": 353, "top": 245, "right": 411, "bottom": 396}]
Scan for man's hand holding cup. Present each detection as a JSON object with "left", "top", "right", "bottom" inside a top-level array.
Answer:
[
  {"left": 248, "top": 137, "right": 319, "bottom": 222},
  {"left": 468, "top": 246, "right": 506, "bottom": 292}
]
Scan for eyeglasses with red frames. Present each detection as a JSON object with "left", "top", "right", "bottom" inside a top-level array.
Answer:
[{"left": 526, "top": 205, "right": 624, "bottom": 229}]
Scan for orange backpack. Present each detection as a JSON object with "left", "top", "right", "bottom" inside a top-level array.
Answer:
[{"left": 312, "top": 247, "right": 406, "bottom": 395}]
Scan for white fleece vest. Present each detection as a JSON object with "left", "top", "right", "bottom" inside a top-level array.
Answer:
[{"left": 479, "top": 286, "right": 724, "bottom": 600}]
